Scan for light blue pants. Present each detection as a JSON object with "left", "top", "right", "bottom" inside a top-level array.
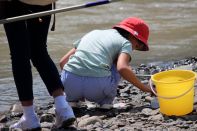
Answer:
[{"left": 61, "top": 66, "right": 121, "bottom": 105}]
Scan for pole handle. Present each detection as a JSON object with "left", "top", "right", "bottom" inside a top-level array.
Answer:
[{"left": 86, "top": 0, "right": 110, "bottom": 7}]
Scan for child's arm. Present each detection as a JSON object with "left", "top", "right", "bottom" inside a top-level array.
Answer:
[
  {"left": 117, "top": 53, "right": 152, "bottom": 93},
  {"left": 59, "top": 48, "right": 76, "bottom": 70}
]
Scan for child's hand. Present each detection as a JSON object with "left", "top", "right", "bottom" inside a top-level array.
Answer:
[
  {"left": 142, "top": 85, "right": 156, "bottom": 97},
  {"left": 142, "top": 85, "right": 152, "bottom": 93}
]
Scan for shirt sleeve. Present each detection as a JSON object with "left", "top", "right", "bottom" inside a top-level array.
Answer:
[
  {"left": 121, "top": 41, "right": 132, "bottom": 56},
  {"left": 73, "top": 39, "right": 81, "bottom": 48}
]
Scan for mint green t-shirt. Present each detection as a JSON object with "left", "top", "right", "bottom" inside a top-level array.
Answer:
[{"left": 64, "top": 29, "right": 132, "bottom": 77}]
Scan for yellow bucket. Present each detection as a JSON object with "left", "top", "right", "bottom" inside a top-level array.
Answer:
[{"left": 151, "top": 70, "right": 196, "bottom": 116}]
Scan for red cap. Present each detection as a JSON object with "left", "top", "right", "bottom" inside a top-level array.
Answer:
[{"left": 113, "top": 17, "right": 149, "bottom": 51}]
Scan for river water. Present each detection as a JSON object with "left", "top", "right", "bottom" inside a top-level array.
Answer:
[{"left": 0, "top": 0, "right": 197, "bottom": 112}]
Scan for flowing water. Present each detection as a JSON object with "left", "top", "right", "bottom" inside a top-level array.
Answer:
[{"left": 0, "top": 0, "right": 197, "bottom": 112}]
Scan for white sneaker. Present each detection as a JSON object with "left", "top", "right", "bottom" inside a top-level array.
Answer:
[
  {"left": 9, "top": 115, "right": 41, "bottom": 130},
  {"left": 54, "top": 105, "right": 76, "bottom": 128},
  {"left": 86, "top": 102, "right": 113, "bottom": 110}
]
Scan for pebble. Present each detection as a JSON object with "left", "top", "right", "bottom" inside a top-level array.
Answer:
[
  {"left": 78, "top": 116, "right": 102, "bottom": 127},
  {"left": 150, "top": 97, "right": 160, "bottom": 109}
]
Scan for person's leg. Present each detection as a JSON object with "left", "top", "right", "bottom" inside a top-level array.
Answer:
[
  {"left": 97, "top": 65, "right": 121, "bottom": 109},
  {"left": 27, "top": 4, "right": 63, "bottom": 97},
  {"left": 4, "top": 1, "right": 40, "bottom": 130},
  {"left": 83, "top": 76, "right": 114, "bottom": 106},
  {"left": 102, "top": 65, "right": 121, "bottom": 105},
  {"left": 26, "top": 3, "right": 75, "bottom": 128},
  {"left": 61, "top": 70, "right": 84, "bottom": 102},
  {"left": 4, "top": 1, "right": 34, "bottom": 105},
  {"left": 0, "top": 1, "right": 7, "bottom": 19},
  {"left": 83, "top": 65, "right": 121, "bottom": 107}
]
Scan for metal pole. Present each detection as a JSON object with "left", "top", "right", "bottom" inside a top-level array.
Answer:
[{"left": 0, "top": 0, "right": 122, "bottom": 24}]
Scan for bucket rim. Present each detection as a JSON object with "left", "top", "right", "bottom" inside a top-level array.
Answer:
[{"left": 151, "top": 69, "right": 196, "bottom": 84}]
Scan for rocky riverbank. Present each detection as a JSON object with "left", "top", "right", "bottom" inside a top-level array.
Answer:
[{"left": 0, "top": 57, "right": 197, "bottom": 131}]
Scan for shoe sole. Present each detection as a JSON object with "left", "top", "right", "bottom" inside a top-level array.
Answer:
[{"left": 60, "top": 117, "right": 76, "bottom": 128}]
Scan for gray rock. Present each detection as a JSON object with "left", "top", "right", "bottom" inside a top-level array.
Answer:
[
  {"left": 40, "top": 114, "right": 54, "bottom": 122},
  {"left": 142, "top": 108, "right": 158, "bottom": 116},
  {"left": 0, "top": 115, "right": 7, "bottom": 123},
  {"left": 148, "top": 114, "right": 163, "bottom": 121},
  {"left": 10, "top": 103, "right": 23, "bottom": 115},
  {"left": 78, "top": 116, "right": 102, "bottom": 127},
  {"left": 182, "top": 115, "right": 197, "bottom": 121}
]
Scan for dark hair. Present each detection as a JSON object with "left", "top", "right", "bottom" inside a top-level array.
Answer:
[
  {"left": 115, "top": 27, "right": 148, "bottom": 51},
  {"left": 137, "top": 39, "right": 148, "bottom": 51},
  {"left": 114, "top": 27, "right": 130, "bottom": 40}
]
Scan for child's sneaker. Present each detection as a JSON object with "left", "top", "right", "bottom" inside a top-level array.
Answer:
[
  {"left": 9, "top": 115, "right": 41, "bottom": 130},
  {"left": 54, "top": 105, "right": 76, "bottom": 128}
]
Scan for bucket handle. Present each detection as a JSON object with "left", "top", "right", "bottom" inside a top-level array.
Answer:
[{"left": 149, "top": 79, "right": 194, "bottom": 99}]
